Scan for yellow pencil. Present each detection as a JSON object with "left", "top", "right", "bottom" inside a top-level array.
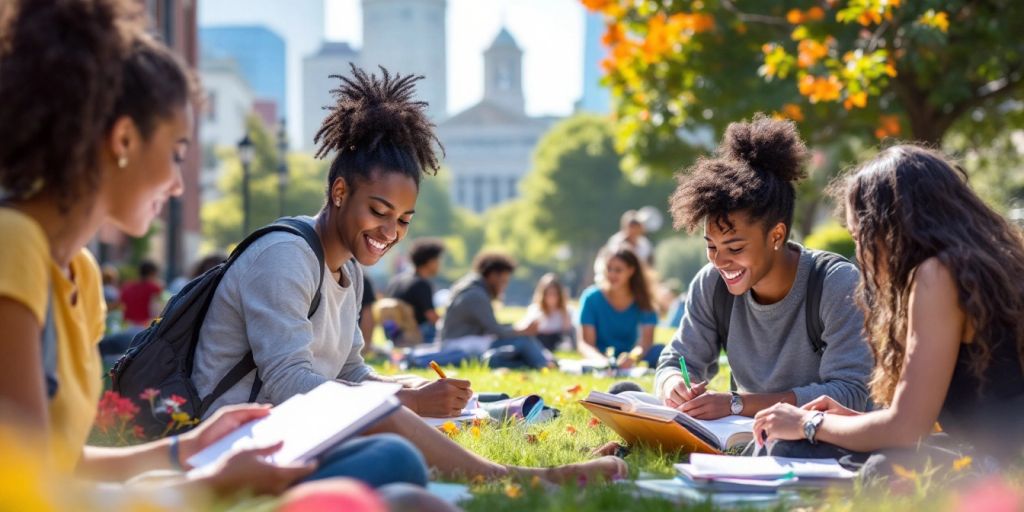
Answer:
[{"left": 429, "top": 360, "right": 447, "bottom": 379}]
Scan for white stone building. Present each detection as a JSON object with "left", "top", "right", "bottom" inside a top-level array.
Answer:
[
  {"left": 198, "top": 55, "right": 255, "bottom": 203},
  {"left": 437, "top": 28, "right": 559, "bottom": 213}
]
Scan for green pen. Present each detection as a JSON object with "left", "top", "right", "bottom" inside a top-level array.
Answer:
[{"left": 678, "top": 356, "right": 692, "bottom": 391}]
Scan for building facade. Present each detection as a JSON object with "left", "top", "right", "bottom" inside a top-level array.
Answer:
[
  {"left": 360, "top": 0, "right": 447, "bottom": 121},
  {"left": 302, "top": 42, "right": 359, "bottom": 151},
  {"left": 199, "top": 25, "right": 286, "bottom": 119},
  {"left": 437, "top": 28, "right": 559, "bottom": 213}
]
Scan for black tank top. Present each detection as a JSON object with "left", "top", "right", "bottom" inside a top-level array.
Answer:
[{"left": 939, "top": 334, "right": 1024, "bottom": 460}]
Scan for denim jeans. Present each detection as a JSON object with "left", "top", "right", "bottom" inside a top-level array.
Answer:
[
  {"left": 302, "top": 433, "right": 429, "bottom": 488},
  {"left": 485, "top": 336, "right": 552, "bottom": 369}
]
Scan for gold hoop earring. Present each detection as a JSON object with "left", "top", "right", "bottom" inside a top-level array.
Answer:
[{"left": 117, "top": 155, "right": 128, "bottom": 169}]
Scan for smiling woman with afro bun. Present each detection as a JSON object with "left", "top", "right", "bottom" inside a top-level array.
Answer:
[{"left": 652, "top": 114, "right": 874, "bottom": 461}]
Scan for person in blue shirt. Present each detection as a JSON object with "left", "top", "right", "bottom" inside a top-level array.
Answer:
[{"left": 578, "top": 245, "right": 662, "bottom": 368}]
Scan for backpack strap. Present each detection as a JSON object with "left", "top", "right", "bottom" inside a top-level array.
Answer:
[
  {"left": 711, "top": 274, "right": 736, "bottom": 391},
  {"left": 200, "top": 217, "right": 327, "bottom": 414},
  {"left": 804, "top": 251, "right": 850, "bottom": 355},
  {"left": 41, "top": 286, "right": 58, "bottom": 398}
]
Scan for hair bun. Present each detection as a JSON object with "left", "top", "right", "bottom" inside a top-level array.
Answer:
[{"left": 719, "top": 113, "right": 808, "bottom": 183}]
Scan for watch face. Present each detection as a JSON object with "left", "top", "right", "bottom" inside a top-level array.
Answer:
[
  {"left": 730, "top": 395, "right": 743, "bottom": 415},
  {"left": 804, "top": 421, "right": 815, "bottom": 441}
]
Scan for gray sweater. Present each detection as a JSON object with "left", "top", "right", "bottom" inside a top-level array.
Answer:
[
  {"left": 438, "top": 275, "right": 515, "bottom": 340},
  {"left": 192, "top": 217, "right": 373, "bottom": 417},
  {"left": 655, "top": 245, "right": 873, "bottom": 410}
]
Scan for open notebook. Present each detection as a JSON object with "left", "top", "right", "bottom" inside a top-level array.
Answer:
[
  {"left": 582, "top": 390, "right": 753, "bottom": 453},
  {"left": 186, "top": 381, "right": 401, "bottom": 474},
  {"left": 674, "top": 454, "right": 856, "bottom": 492}
]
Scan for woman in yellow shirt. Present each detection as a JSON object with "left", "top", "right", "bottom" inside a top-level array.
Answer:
[{"left": 0, "top": 0, "right": 339, "bottom": 498}]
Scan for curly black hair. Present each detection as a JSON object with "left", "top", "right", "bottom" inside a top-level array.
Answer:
[
  {"left": 314, "top": 64, "right": 444, "bottom": 196},
  {"left": 473, "top": 251, "right": 516, "bottom": 278},
  {"left": 409, "top": 237, "right": 445, "bottom": 268},
  {"left": 0, "top": 0, "right": 194, "bottom": 211},
  {"left": 669, "top": 114, "right": 808, "bottom": 236}
]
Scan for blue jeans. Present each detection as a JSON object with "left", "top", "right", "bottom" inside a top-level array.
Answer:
[
  {"left": 419, "top": 322, "right": 437, "bottom": 343},
  {"left": 485, "top": 336, "right": 552, "bottom": 369},
  {"left": 643, "top": 344, "right": 665, "bottom": 368},
  {"left": 302, "top": 433, "right": 429, "bottom": 488}
]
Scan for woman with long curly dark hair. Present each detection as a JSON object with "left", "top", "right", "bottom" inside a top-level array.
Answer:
[{"left": 755, "top": 145, "right": 1024, "bottom": 474}]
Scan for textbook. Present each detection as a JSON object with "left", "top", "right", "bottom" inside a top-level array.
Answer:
[
  {"left": 186, "top": 381, "right": 401, "bottom": 474},
  {"left": 580, "top": 391, "right": 753, "bottom": 454}
]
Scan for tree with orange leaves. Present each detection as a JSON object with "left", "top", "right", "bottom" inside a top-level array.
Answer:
[{"left": 586, "top": 0, "right": 1024, "bottom": 176}]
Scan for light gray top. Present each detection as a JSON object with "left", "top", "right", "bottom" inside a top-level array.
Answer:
[
  {"left": 655, "top": 245, "right": 873, "bottom": 410},
  {"left": 193, "top": 216, "right": 372, "bottom": 417},
  {"left": 438, "top": 275, "right": 516, "bottom": 340}
]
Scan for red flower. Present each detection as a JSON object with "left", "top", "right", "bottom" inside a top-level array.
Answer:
[
  {"left": 168, "top": 394, "right": 187, "bottom": 406},
  {"left": 565, "top": 384, "right": 583, "bottom": 395},
  {"left": 588, "top": 417, "right": 602, "bottom": 428},
  {"left": 132, "top": 425, "right": 145, "bottom": 439}
]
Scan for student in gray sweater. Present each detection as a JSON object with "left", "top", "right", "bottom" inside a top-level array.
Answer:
[
  {"left": 439, "top": 251, "right": 552, "bottom": 369},
  {"left": 654, "top": 115, "right": 873, "bottom": 429},
  {"left": 192, "top": 66, "right": 626, "bottom": 486}
]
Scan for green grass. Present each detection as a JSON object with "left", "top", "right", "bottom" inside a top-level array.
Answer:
[{"left": 371, "top": 360, "right": 1024, "bottom": 511}]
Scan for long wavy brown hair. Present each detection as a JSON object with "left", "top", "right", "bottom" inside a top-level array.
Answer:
[
  {"left": 604, "top": 245, "right": 655, "bottom": 312},
  {"left": 831, "top": 145, "right": 1024, "bottom": 405}
]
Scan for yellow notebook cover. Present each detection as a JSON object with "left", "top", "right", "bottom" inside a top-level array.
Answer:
[{"left": 580, "top": 401, "right": 721, "bottom": 455}]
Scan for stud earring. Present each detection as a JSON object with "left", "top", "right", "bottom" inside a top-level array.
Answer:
[
  {"left": 117, "top": 155, "right": 128, "bottom": 169},
  {"left": 334, "top": 198, "right": 341, "bottom": 207}
]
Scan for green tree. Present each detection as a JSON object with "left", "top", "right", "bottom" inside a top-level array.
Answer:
[
  {"left": 201, "top": 116, "right": 329, "bottom": 250},
  {"left": 585, "top": 0, "right": 1024, "bottom": 172},
  {"left": 518, "top": 114, "right": 675, "bottom": 281}
]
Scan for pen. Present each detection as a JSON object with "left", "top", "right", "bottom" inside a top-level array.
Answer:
[
  {"left": 678, "top": 356, "right": 692, "bottom": 391},
  {"left": 429, "top": 360, "right": 447, "bottom": 379}
]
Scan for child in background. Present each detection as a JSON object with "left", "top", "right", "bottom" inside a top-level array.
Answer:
[{"left": 519, "top": 273, "right": 574, "bottom": 351}]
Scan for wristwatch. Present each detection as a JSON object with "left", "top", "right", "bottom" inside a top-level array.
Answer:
[
  {"left": 729, "top": 391, "right": 744, "bottom": 415},
  {"left": 803, "top": 411, "right": 826, "bottom": 444}
]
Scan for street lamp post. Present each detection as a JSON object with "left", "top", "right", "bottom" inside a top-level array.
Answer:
[
  {"left": 277, "top": 119, "right": 289, "bottom": 218},
  {"left": 237, "top": 133, "right": 254, "bottom": 236}
]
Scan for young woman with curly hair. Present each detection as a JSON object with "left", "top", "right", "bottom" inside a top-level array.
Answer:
[
  {"left": 654, "top": 115, "right": 873, "bottom": 445},
  {"left": 755, "top": 145, "right": 1024, "bottom": 475}
]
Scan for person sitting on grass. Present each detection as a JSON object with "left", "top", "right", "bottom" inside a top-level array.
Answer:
[
  {"left": 386, "top": 237, "right": 445, "bottom": 342},
  {"left": 755, "top": 145, "right": 1024, "bottom": 477},
  {"left": 191, "top": 65, "right": 624, "bottom": 484},
  {"left": 655, "top": 115, "right": 874, "bottom": 434},
  {"left": 0, "top": 0, "right": 433, "bottom": 503},
  {"left": 577, "top": 246, "right": 661, "bottom": 369},
  {"left": 518, "top": 272, "right": 575, "bottom": 352},
  {"left": 439, "top": 251, "right": 554, "bottom": 369}
]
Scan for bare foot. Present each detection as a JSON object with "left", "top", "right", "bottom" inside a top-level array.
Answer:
[{"left": 510, "top": 456, "right": 628, "bottom": 485}]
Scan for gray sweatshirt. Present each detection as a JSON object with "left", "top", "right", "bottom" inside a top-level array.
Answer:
[
  {"left": 192, "top": 217, "right": 373, "bottom": 416},
  {"left": 438, "top": 275, "right": 516, "bottom": 340},
  {"left": 655, "top": 245, "right": 873, "bottom": 410}
]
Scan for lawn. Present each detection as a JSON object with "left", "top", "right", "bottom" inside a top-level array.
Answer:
[{"left": 353, "top": 305, "right": 1024, "bottom": 511}]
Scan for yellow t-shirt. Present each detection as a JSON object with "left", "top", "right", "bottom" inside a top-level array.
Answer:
[{"left": 0, "top": 208, "right": 104, "bottom": 472}]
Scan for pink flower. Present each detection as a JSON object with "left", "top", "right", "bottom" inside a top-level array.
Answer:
[
  {"left": 168, "top": 394, "right": 187, "bottom": 406},
  {"left": 954, "top": 476, "right": 1024, "bottom": 512},
  {"left": 139, "top": 388, "right": 160, "bottom": 401}
]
